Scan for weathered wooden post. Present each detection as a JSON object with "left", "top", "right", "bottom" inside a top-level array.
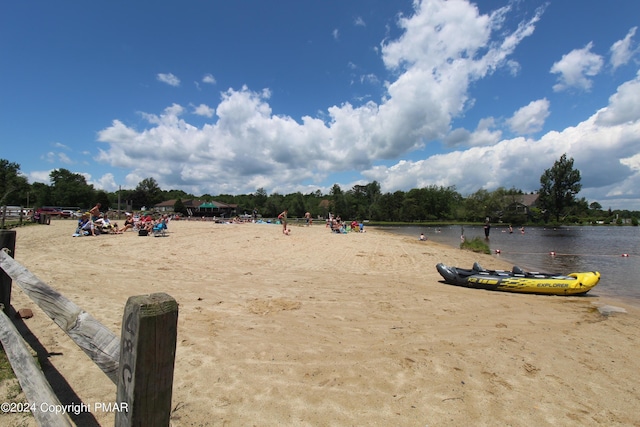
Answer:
[
  {"left": 116, "top": 293, "right": 178, "bottom": 427},
  {"left": 0, "top": 230, "right": 16, "bottom": 315}
]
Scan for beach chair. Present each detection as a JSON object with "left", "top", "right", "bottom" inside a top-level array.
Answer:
[{"left": 152, "top": 221, "right": 168, "bottom": 237}]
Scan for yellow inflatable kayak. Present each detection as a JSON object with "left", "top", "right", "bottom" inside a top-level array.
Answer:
[{"left": 436, "top": 262, "right": 601, "bottom": 295}]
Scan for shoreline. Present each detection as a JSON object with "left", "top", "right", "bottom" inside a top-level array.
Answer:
[
  {"left": 2, "top": 220, "right": 639, "bottom": 426},
  {"left": 377, "top": 224, "right": 640, "bottom": 308}
]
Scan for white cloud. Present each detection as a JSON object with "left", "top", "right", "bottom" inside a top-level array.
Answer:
[
  {"left": 202, "top": 73, "right": 216, "bottom": 84},
  {"left": 354, "top": 16, "right": 366, "bottom": 27},
  {"left": 58, "top": 153, "right": 73, "bottom": 164},
  {"left": 193, "top": 103, "right": 215, "bottom": 118},
  {"left": 596, "top": 70, "right": 640, "bottom": 126},
  {"left": 332, "top": 28, "right": 339, "bottom": 40},
  {"left": 445, "top": 117, "right": 502, "bottom": 147},
  {"left": 43, "top": 151, "right": 73, "bottom": 164},
  {"left": 550, "top": 42, "right": 603, "bottom": 92},
  {"left": 27, "top": 170, "right": 53, "bottom": 184},
  {"left": 507, "top": 98, "right": 550, "bottom": 135},
  {"left": 157, "top": 73, "right": 181, "bottom": 87},
  {"left": 610, "top": 27, "right": 637, "bottom": 70},
  {"left": 89, "top": 173, "right": 118, "bottom": 191}
]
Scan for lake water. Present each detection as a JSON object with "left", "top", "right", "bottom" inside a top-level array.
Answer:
[{"left": 379, "top": 225, "right": 640, "bottom": 306}]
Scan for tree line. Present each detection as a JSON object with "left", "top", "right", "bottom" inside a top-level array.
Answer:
[{"left": 1, "top": 155, "right": 637, "bottom": 225}]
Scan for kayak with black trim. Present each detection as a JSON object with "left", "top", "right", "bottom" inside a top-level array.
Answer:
[{"left": 435, "top": 262, "right": 600, "bottom": 295}]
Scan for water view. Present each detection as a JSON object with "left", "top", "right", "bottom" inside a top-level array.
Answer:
[{"left": 380, "top": 225, "right": 640, "bottom": 305}]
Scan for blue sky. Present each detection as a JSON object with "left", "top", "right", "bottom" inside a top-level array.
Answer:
[{"left": 2, "top": 0, "right": 640, "bottom": 209}]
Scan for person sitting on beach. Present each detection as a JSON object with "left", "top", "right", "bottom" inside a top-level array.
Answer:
[
  {"left": 419, "top": 233, "right": 427, "bottom": 241},
  {"left": 138, "top": 214, "right": 153, "bottom": 230},
  {"left": 119, "top": 214, "right": 135, "bottom": 232},
  {"left": 143, "top": 218, "right": 156, "bottom": 235},
  {"left": 77, "top": 214, "right": 96, "bottom": 236},
  {"left": 330, "top": 220, "right": 345, "bottom": 234},
  {"left": 95, "top": 213, "right": 119, "bottom": 234}
]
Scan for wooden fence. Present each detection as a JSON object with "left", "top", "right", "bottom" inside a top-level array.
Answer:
[{"left": 0, "top": 230, "right": 178, "bottom": 426}]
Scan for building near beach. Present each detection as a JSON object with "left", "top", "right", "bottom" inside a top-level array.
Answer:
[{"left": 154, "top": 199, "right": 237, "bottom": 218}]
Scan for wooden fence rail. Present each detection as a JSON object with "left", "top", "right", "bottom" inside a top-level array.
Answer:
[{"left": 0, "top": 230, "right": 178, "bottom": 427}]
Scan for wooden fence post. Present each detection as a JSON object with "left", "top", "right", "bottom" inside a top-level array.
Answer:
[
  {"left": 115, "top": 293, "right": 178, "bottom": 427},
  {"left": 0, "top": 230, "right": 16, "bottom": 315}
]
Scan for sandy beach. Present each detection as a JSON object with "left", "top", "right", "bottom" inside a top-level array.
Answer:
[{"left": 2, "top": 219, "right": 639, "bottom": 426}]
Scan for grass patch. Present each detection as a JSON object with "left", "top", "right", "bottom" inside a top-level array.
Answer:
[
  {"left": 460, "top": 236, "right": 491, "bottom": 254},
  {"left": 0, "top": 345, "right": 16, "bottom": 382}
]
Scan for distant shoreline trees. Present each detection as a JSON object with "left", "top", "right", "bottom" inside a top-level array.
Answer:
[{"left": 1, "top": 156, "right": 637, "bottom": 225}]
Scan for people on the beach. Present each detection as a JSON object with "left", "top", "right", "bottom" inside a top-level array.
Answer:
[
  {"left": 278, "top": 209, "right": 288, "bottom": 234},
  {"left": 95, "top": 213, "right": 119, "bottom": 233},
  {"left": 77, "top": 213, "right": 96, "bottom": 236},
  {"left": 484, "top": 218, "right": 491, "bottom": 239},
  {"left": 89, "top": 203, "right": 102, "bottom": 221},
  {"left": 420, "top": 233, "right": 427, "bottom": 241},
  {"left": 326, "top": 212, "right": 333, "bottom": 228},
  {"left": 119, "top": 214, "right": 135, "bottom": 233},
  {"left": 305, "top": 211, "right": 312, "bottom": 226}
]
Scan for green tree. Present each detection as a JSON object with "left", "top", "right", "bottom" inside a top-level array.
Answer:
[
  {"left": 330, "top": 184, "right": 347, "bottom": 218},
  {"left": 173, "top": 198, "right": 187, "bottom": 215},
  {"left": 254, "top": 188, "right": 268, "bottom": 210},
  {"left": 364, "top": 181, "right": 382, "bottom": 219},
  {"left": 132, "top": 177, "right": 163, "bottom": 209},
  {"left": 264, "top": 192, "right": 284, "bottom": 217},
  {"left": 163, "top": 189, "right": 192, "bottom": 201},
  {"left": 49, "top": 168, "right": 95, "bottom": 207},
  {"left": 0, "top": 159, "right": 30, "bottom": 206},
  {"left": 538, "top": 153, "right": 582, "bottom": 222},
  {"left": 463, "top": 189, "right": 492, "bottom": 222},
  {"left": 375, "top": 191, "right": 405, "bottom": 221},
  {"left": 286, "top": 192, "right": 305, "bottom": 217},
  {"left": 303, "top": 190, "right": 324, "bottom": 218},
  {"left": 29, "top": 182, "right": 53, "bottom": 207},
  {"left": 94, "top": 190, "right": 111, "bottom": 211}
]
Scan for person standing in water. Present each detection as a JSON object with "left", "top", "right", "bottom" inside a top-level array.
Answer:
[{"left": 484, "top": 218, "right": 491, "bottom": 239}]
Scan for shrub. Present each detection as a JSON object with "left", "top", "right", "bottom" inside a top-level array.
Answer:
[{"left": 460, "top": 236, "right": 491, "bottom": 254}]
